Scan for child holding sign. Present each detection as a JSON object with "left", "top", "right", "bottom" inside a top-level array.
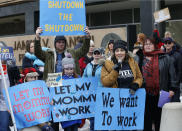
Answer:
[
  {"left": 18, "top": 67, "right": 54, "bottom": 131},
  {"left": 60, "top": 53, "right": 81, "bottom": 131}
]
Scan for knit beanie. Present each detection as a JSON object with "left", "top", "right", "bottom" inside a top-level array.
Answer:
[
  {"left": 113, "top": 40, "right": 128, "bottom": 53},
  {"left": 19, "top": 67, "right": 39, "bottom": 83},
  {"left": 54, "top": 36, "right": 67, "bottom": 49},
  {"left": 62, "top": 53, "right": 75, "bottom": 69}
]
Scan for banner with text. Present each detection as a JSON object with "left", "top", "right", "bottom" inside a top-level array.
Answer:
[
  {"left": 40, "top": 0, "right": 86, "bottom": 36},
  {"left": 95, "top": 88, "right": 146, "bottom": 130},
  {"left": 4, "top": 80, "right": 52, "bottom": 129},
  {"left": 0, "top": 47, "right": 14, "bottom": 60},
  {"left": 50, "top": 77, "right": 97, "bottom": 122}
]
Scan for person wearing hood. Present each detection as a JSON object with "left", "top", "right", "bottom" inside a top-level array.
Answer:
[
  {"left": 105, "top": 40, "right": 114, "bottom": 60},
  {"left": 34, "top": 27, "right": 91, "bottom": 81},
  {"left": 163, "top": 37, "right": 182, "bottom": 102}
]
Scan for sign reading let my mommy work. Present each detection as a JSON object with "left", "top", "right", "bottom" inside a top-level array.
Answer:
[
  {"left": 40, "top": 0, "right": 86, "bottom": 36},
  {"left": 4, "top": 80, "right": 52, "bottom": 129},
  {"left": 50, "top": 77, "right": 97, "bottom": 122}
]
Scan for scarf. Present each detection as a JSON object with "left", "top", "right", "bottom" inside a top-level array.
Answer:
[{"left": 142, "top": 50, "right": 163, "bottom": 95}]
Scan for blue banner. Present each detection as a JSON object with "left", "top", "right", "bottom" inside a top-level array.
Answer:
[
  {"left": 40, "top": 0, "right": 86, "bottom": 36},
  {"left": 0, "top": 47, "right": 14, "bottom": 60},
  {"left": 4, "top": 80, "right": 52, "bottom": 129},
  {"left": 50, "top": 77, "right": 97, "bottom": 122},
  {"left": 95, "top": 88, "right": 146, "bottom": 130}
]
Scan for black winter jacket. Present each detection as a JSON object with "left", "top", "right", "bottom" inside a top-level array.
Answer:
[{"left": 137, "top": 52, "right": 178, "bottom": 94}]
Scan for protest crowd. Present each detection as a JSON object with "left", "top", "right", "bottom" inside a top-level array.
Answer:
[
  {"left": 0, "top": 1, "right": 182, "bottom": 130},
  {"left": 0, "top": 24, "right": 181, "bottom": 131}
]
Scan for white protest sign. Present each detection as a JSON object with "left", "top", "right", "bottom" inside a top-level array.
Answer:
[
  {"left": 154, "top": 7, "right": 171, "bottom": 23},
  {"left": 46, "top": 73, "right": 62, "bottom": 87}
]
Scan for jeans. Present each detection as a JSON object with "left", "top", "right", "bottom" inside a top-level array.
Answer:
[{"left": 0, "top": 111, "right": 10, "bottom": 131}]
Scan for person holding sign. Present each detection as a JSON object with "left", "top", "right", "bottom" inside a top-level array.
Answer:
[
  {"left": 138, "top": 37, "right": 178, "bottom": 131},
  {"left": 18, "top": 67, "right": 54, "bottom": 131},
  {"left": 101, "top": 40, "right": 143, "bottom": 92},
  {"left": 82, "top": 48, "right": 103, "bottom": 131},
  {"left": 60, "top": 53, "right": 81, "bottom": 131},
  {"left": 34, "top": 27, "right": 91, "bottom": 81}
]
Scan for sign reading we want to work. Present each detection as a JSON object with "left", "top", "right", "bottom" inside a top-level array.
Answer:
[
  {"left": 95, "top": 88, "right": 146, "bottom": 130},
  {"left": 40, "top": 0, "right": 86, "bottom": 36}
]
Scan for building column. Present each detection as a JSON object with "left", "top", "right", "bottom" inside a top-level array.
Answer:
[
  {"left": 140, "top": 0, "right": 155, "bottom": 37},
  {"left": 25, "top": 10, "right": 35, "bottom": 35}
]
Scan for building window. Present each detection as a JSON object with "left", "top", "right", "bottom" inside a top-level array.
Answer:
[
  {"left": 90, "top": 12, "right": 110, "bottom": 26},
  {"left": 111, "top": 9, "right": 132, "bottom": 24},
  {"left": 0, "top": 14, "right": 25, "bottom": 36}
]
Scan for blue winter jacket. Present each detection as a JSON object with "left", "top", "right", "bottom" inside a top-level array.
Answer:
[
  {"left": 82, "top": 61, "right": 103, "bottom": 87},
  {"left": 61, "top": 75, "right": 82, "bottom": 129}
]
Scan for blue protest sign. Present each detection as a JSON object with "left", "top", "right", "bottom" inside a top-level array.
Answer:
[
  {"left": 50, "top": 77, "right": 97, "bottom": 122},
  {"left": 95, "top": 88, "right": 146, "bottom": 130},
  {"left": 3, "top": 80, "right": 52, "bottom": 129},
  {"left": 40, "top": 0, "right": 86, "bottom": 36},
  {"left": 0, "top": 47, "right": 14, "bottom": 60}
]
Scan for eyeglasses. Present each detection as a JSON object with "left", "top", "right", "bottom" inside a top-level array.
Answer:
[
  {"left": 144, "top": 43, "right": 153, "bottom": 46},
  {"left": 64, "top": 68, "right": 74, "bottom": 70},
  {"left": 94, "top": 52, "right": 101, "bottom": 55},
  {"left": 164, "top": 41, "right": 172, "bottom": 45}
]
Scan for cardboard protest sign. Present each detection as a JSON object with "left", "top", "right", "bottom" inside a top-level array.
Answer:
[
  {"left": 0, "top": 47, "right": 14, "bottom": 60},
  {"left": 95, "top": 88, "right": 146, "bottom": 130},
  {"left": 50, "top": 77, "right": 97, "bottom": 122},
  {"left": 3, "top": 80, "right": 52, "bottom": 129},
  {"left": 40, "top": 0, "right": 86, "bottom": 36},
  {"left": 46, "top": 73, "right": 62, "bottom": 87},
  {"left": 154, "top": 7, "right": 171, "bottom": 23}
]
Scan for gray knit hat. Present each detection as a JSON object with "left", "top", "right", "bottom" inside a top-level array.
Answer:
[{"left": 62, "top": 53, "right": 75, "bottom": 68}]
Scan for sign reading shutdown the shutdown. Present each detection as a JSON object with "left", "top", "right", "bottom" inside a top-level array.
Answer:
[
  {"left": 40, "top": 0, "right": 86, "bottom": 36},
  {"left": 95, "top": 88, "right": 146, "bottom": 130},
  {"left": 50, "top": 77, "right": 97, "bottom": 122},
  {"left": 4, "top": 80, "right": 52, "bottom": 129}
]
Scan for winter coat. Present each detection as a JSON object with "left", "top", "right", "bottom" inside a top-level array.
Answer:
[
  {"left": 22, "top": 52, "right": 45, "bottom": 68},
  {"left": 165, "top": 46, "right": 182, "bottom": 102},
  {"left": 82, "top": 61, "right": 103, "bottom": 87},
  {"left": 61, "top": 75, "right": 82, "bottom": 129},
  {"left": 79, "top": 55, "right": 93, "bottom": 76},
  {"left": 22, "top": 52, "right": 36, "bottom": 68},
  {"left": 138, "top": 52, "right": 178, "bottom": 98},
  {"left": 34, "top": 37, "right": 90, "bottom": 80},
  {"left": 101, "top": 56, "right": 143, "bottom": 88}
]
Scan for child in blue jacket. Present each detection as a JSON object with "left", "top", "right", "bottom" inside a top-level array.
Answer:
[{"left": 61, "top": 53, "right": 81, "bottom": 131}]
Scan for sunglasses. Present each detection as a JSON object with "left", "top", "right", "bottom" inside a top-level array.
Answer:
[
  {"left": 94, "top": 52, "right": 101, "bottom": 55},
  {"left": 164, "top": 41, "right": 172, "bottom": 45}
]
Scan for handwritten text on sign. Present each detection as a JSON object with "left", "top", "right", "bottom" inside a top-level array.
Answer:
[
  {"left": 4, "top": 80, "right": 51, "bottom": 129},
  {"left": 95, "top": 88, "right": 146, "bottom": 130},
  {"left": 40, "top": 0, "right": 86, "bottom": 36},
  {"left": 46, "top": 73, "right": 62, "bottom": 87},
  {"left": 50, "top": 77, "right": 97, "bottom": 122}
]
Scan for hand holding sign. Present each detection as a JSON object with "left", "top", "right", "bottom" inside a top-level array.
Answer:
[
  {"left": 84, "top": 26, "right": 91, "bottom": 39},
  {"left": 36, "top": 27, "right": 43, "bottom": 40}
]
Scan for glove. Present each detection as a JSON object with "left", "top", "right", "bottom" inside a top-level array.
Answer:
[
  {"left": 129, "top": 83, "right": 139, "bottom": 95},
  {"left": 113, "top": 62, "right": 122, "bottom": 72}
]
